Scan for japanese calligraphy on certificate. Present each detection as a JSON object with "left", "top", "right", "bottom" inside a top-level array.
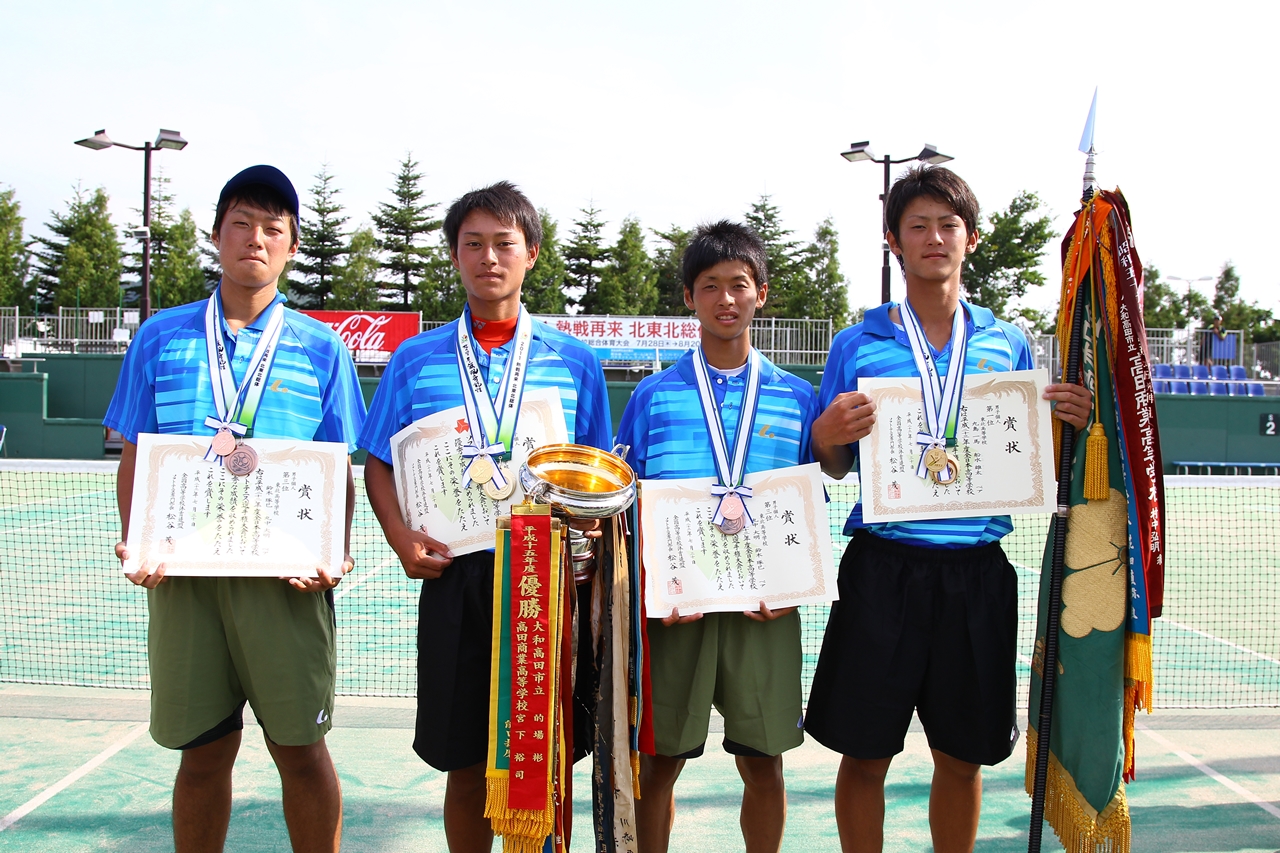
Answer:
[
  {"left": 640, "top": 462, "right": 835, "bottom": 615},
  {"left": 124, "top": 434, "right": 348, "bottom": 577},
  {"left": 859, "top": 368, "right": 1055, "bottom": 522},
  {"left": 389, "top": 386, "right": 568, "bottom": 556}
]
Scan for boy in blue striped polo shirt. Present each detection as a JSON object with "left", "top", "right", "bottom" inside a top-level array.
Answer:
[
  {"left": 804, "top": 166, "right": 1091, "bottom": 853},
  {"left": 359, "top": 181, "right": 611, "bottom": 853},
  {"left": 106, "top": 165, "right": 366, "bottom": 852},
  {"left": 616, "top": 220, "right": 819, "bottom": 853}
]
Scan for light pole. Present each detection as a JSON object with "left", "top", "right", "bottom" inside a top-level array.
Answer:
[
  {"left": 1167, "top": 274, "right": 1216, "bottom": 365},
  {"left": 74, "top": 128, "right": 188, "bottom": 319},
  {"left": 840, "top": 141, "right": 954, "bottom": 305}
]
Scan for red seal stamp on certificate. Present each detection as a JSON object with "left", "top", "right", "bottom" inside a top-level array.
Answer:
[{"left": 225, "top": 444, "right": 259, "bottom": 477}]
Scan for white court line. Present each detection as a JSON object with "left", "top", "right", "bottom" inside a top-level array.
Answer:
[
  {"left": 333, "top": 554, "right": 399, "bottom": 601},
  {"left": 1137, "top": 722, "right": 1280, "bottom": 821},
  {"left": 0, "top": 722, "right": 149, "bottom": 833}
]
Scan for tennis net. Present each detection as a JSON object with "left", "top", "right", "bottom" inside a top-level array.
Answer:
[{"left": 1, "top": 461, "right": 1276, "bottom": 709}]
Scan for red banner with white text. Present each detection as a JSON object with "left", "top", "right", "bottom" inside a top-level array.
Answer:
[{"left": 300, "top": 310, "right": 420, "bottom": 363}]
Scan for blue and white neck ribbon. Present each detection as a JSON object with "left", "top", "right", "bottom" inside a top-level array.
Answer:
[
  {"left": 202, "top": 292, "right": 285, "bottom": 464},
  {"left": 900, "top": 300, "right": 968, "bottom": 480},
  {"left": 454, "top": 305, "right": 534, "bottom": 491},
  {"left": 691, "top": 345, "right": 763, "bottom": 528}
]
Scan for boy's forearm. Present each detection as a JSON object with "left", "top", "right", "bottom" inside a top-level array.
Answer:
[
  {"left": 116, "top": 440, "right": 137, "bottom": 540},
  {"left": 363, "top": 455, "right": 407, "bottom": 539},
  {"left": 345, "top": 459, "right": 356, "bottom": 556},
  {"left": 813, "top": 440, "right": 854, "bottom": 480}
]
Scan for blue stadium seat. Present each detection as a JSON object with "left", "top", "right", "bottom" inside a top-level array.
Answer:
[
  {"left": 1190, "top": 381, "right": 1210, "bottom": 395},
  {"left": 1153, "top": 380, "right": 1170, "bottom": 394},
  {"left": 1170, "top": 380, "right": 1189, "bottom": 394},
  {"left": 1210, "top": 382, "right": 1229, "bottom": 395},
  {"left": 1193, "top": 365, "right": 1211, "bottom": 381},
  {"left": 1174, "top": 364, "right": 1192, "bottom": 380},
  {"left": 1212, "top": 365, "right": 1229, "bottom": 381},
  {"left": 1250, "top": 383, "right": 1267, "bottom": 397},
  {"left": 1233, "top": 383, "right": 1249, "bottom": 396},
  {"left": 1230, "top": 365, "right": 1248, "bottom": 381},
  {"left": 1154, "top": 363, "right": 1174, "bottom": 380}
]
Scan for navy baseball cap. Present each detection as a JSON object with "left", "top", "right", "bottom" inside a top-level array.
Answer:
[{"left": 217, "top": 165, "right": 299, "bottom": 218}]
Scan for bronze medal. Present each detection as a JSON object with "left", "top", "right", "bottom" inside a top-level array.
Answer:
[
  {"left": 923, "top": 446, "right": 949, "bottom": 474},
  {"left": 467, "top": 454, "right": 494, "bottom": 485},
  {"left": 225, "top": 443, "right": 258, "bottom": 477},
  {"left": 717, "top": 515, "right": 745, "bottom": 535},
  {"left": 719, "top": 493, "right": 745, "bottom": 521},
  {"left": 211, "top": 429, "right": 237, "bottom": 457}
]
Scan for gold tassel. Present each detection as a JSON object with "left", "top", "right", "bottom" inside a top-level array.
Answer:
[
  {"left": 632, "top": 750, "right": 642, "bottom": 800},
  {"left": 1084, "top": 425, "right": 1110, "bottom": 500},
  {"left": 1026, "top": 727, "right": 1132, "bottom": 853},
  {"left": 1053, "top": 418, "right": 1063, "bottom": 467}
]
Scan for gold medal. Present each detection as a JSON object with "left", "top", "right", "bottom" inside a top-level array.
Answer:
[
  {"left": 211, "top": 429, "right": 237, "bottom": 457},
  {"left": 467, "top": 454, "right": 494, "bottom": 485},
  {"left": 923, "top": 446, "right": 948, "bottom": 474},
  {"left": 719, "top": 493, "right": 745, "bottom": 521},
  {"left": 483, "top": 473, "right": 516, "bottom": 501},
  {"left": 225, "top": 443, "right": 259, "bottom": 477},
  {"left": 717, "top": 515, "right": 745, "bottom": 535},
  {"left": 931, "top": 452, "right": 961, "bottom": 486}
]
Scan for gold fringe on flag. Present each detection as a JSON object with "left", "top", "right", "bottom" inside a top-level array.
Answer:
[{"left": 1026, "top": 726, "right": 1131, "bottom": 853}]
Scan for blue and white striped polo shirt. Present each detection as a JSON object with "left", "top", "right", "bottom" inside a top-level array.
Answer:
[
  {"left": 359, "top": 315, "right": 612, "bottom": 464},
  {"left": 104, "top": 290, "right": 365, "bottom": 450},
  {"left": 821, "top": 300, "right": 1033, "bottom": 548},
  {"left": 616, "top": 348, "right": 818, "bottom": 480}
]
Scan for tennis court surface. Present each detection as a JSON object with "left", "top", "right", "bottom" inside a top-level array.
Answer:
[{"left": 3, "top": 463, "right": 1279, "bottom": 851}]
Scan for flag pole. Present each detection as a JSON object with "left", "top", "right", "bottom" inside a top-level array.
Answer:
[{"left": 1027, "top": 144, "right": 1096, "bottom": 853}]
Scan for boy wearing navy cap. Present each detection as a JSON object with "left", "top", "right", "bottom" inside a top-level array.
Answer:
[{"left": 107, "top": 165, "right": 366, "bottom": 853}]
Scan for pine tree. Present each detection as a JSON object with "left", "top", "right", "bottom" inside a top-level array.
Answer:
[
  {"left": 34, "top": 186, "right": 122, "bottom": 309},
  {"left": 564, "top": 206, "right": 610, "bottom": 313},
  {"left": 151, "top": 209, "right": 206, "bottom": 309},
  {"left": 0, "top": 187, "right": 34, "bottom": 311},
  {"left": 372, "top": 155, "right": 441, "bottom": 307},
  {"left": 329, "top": 227, "right": 382, "bottom": 311},
  {"left": 744, "top": 196, "right": 803, "bottom": 318},
  {"left": 521, "top": 210, "right": 567, "bottom": 314},
  {"left": 651, "top": 225, "right": 692, "bottom": 316},
  {"left": 294, "top": 166, "right": 348, "bottom": 308},
  {"left": 597, "top": 217, "right": 657, "bottom": 315},
  {"left": 198, "top": 227, "right": 223, "bottom": 293},
  {"left": 801, "top": 217, "right": 849, "bottom": 328}
]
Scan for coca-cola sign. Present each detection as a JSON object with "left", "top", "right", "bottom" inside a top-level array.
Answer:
[{"left": 300, "top": 310, "right": 420, "bottom": 363}]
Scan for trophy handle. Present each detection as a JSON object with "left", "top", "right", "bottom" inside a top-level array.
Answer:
[{"left": 611, "top": 443, "right": 630, "bottom": 459}]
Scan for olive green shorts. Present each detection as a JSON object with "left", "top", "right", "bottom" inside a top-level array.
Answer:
[
  {"left": 647, "top": 609, "right": 804, "bottom": 758},
  {"left": 146, "top": 576, "right": 336, "bottom": 749}
]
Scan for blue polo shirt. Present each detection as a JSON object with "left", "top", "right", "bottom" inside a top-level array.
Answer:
[
  {"left": 359, "top": 314, "right": 612, "bottom": 463},
  {"left": 104, "top": 290, "right": 365, "bottom": 450},
  {"left": 616, "top": 348, "right": 818, "bottom": 480},
  {"left": 821, "top": 300, "right": 1034, "bottom": 548}
]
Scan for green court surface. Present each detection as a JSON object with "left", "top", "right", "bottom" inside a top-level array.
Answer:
[
  {"left": 2, "top": 685, "right": 1279, "bottom": 851},
  {"left": 3, "top": 466, "right": 1280, "bottom": 849}
]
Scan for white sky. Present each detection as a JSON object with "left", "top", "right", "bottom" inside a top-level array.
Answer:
[{"left": 2, "top": 0, "right": 1275, "bottom": 319}]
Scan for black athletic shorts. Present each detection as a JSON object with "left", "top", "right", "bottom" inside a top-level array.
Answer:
[
  {"left": 412, "top": 551, "right": 595, "bottom": 772},
  {"left": 804, "top": 530, "right": 1019, "bottom": 766}
]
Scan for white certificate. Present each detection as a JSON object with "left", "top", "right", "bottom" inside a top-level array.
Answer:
[
  {"left": 640, "top": 462, "right": 836, "bottom": 615},
  {"left": 389, "top": 386, "right": 568, "bottom": 556},
  {"left": 124, "top": 434, "right": 348, "bottom": 577},
  {"left": 859, "top": 368, "right": 1055, "bottom": 522}
]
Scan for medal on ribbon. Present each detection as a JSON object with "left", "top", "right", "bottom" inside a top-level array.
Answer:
[
  {"left": 691, "top": 345, "right": 763, "bottom": 536},
  {"left": 900, "top": 300, "right": 968, "bottom": 486},
  {"left": 202, "top": 293, "right": 285, "bottom": 476},
  {"left": 455, "top": 306, "right": 534, "bottom": 498}
]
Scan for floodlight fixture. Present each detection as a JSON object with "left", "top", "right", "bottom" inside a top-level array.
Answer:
[
  {"left": 155, "top": 129, "right": 187, "bottom": 150},
  {"left": 74, "top": 129, "right": 113, "bottom": 150},
  {"left": 840, "top": 141, "right": 876, "bottom": 163},
  {"left": 918, "top": 144, "right": 954, "bottom": 165}
]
